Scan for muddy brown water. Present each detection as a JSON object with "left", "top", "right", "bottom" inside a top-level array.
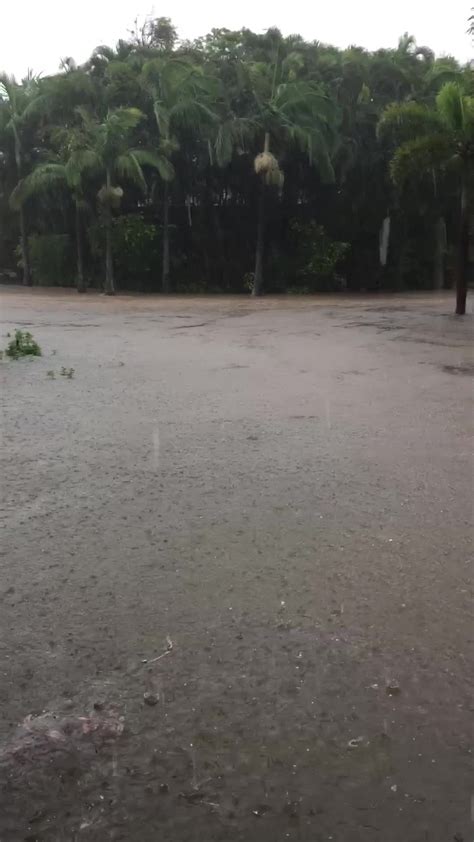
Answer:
[{"left": 0, "top": 289, "right": 472, "bottom": 842}]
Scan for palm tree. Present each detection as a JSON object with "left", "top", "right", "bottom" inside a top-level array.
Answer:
[
  {"left": 10, "top": 151, "right": 92, "bottom": 292},
  {"left": 0, "top": 73, "right": 43, "bottom": 285},
  {"left": 243, "top": 61, "right": 338, "bottom": 295},
  {"left": 7, "top": 69, "right": 102, "bottom": 292},
  {"left": 378, "top": 82, "right": 474, "bottom": 314},
  {"left": 141, "top": 57, "right": 217, "bottom": 292},
  {"left": 72, "top": 106, "right": 169, "bottom": 294}
]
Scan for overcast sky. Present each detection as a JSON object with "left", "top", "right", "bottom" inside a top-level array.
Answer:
[{"left": 2, "top": 0, "right": 472, "bottom": 79}]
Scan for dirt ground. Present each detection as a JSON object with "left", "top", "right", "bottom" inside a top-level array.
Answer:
[{"left": 0, "top": 288, "right": 472, "bottom": 842}]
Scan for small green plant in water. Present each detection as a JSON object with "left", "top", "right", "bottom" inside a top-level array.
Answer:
[
  {"left": 242, "top": 272, "right": 255, "bottom": 293},
  {"left": 5, "top": 330, "right": 42, "bottom": 359},
  {"left": 60, "top": 366, "right": 75, "bottom": 379}
]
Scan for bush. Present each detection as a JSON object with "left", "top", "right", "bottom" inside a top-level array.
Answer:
[
  {"left": 112, "top": 214, "right": 160, "bottom": 290},
  {"left": 28, "top": 234, "right": 75, "bottom": 286},
  {"left": 290, "top": 221, "right": 350, "bottom": 291},
  {"left": 6, "top": 329, "right": 42, "bottom": 358}
]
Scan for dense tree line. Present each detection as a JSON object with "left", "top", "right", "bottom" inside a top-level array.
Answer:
[{"left": 0, "top": 19, "right": 472, "bottom": 311}]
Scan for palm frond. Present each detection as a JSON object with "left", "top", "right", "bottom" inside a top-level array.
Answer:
[
  {"left": 389, "top": 134, "right": 453, "bottom": 186},
  {"left": 129, "top": 148, "right": 175, "bottom": 181},
  {"left": 93, "top": 45, "right": 116, "bottom": 63},
  {"left": 115, "top": 152, "right": 147, "bottom": 192},
  {"left": 425, "top": 59, "right": 461, "bottom": 93},
  {"left": 107, "top": 106, "right": 144, "bottom": 132},
  {"left": 0, "top": 73, "right": 20, "bottom": 110},
  {"left": 10, "top": 163, "right": 66, "bottom": 209},
  {"left": 377, "top": 101, "right": 444, "bottom": 143},
  {"left": 436, "top": 82, "right": 466, "bottom": 134},
  {"left": 140, "top": 58, "right": 165, "bottom": 91},
  {"left": 142, "top": 57, "right": 194, "bottom": 101},
  {"left": 65, "top": 149, "right": 101, "bottom": 186},
  {"left": 285, "top": 124, "right": 335, "bottom": 181},
  {"left": 214, "top": 124, "right": 234, "bottom": 166},
  {"left": 153, "top": 101, "right": 170, "bottom": 138},
  {"left": 311, "top": 140, "right": 336, "bottom": 183},
  {"left": 169, "top": 98, "right": 218, "bottom": 131},
  {"left": 20, "top": 92, "right": 49, "bottom": 122},
  {"left": 75, "top": 105, "right": 97, "bottom": 134}
]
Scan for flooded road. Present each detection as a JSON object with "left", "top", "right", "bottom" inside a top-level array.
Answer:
[{"left": 1, "top": 289, "right": 472, "bottom": 841}]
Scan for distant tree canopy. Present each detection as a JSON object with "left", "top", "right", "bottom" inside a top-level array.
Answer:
[{"left": 0, "top": 18, "right": 472, "bottom": 311}]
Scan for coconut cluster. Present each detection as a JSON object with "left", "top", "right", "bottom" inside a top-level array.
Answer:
[{"left": 254, "top": 151, "right": 284, "bottom": 187}]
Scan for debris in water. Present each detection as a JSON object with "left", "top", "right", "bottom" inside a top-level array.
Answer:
[
  {"left": 179, "top": 790, "right": 205, "bottom": 803},
  {"left": 148, "top": 635, "right": 174, "bottom": 664},
  {"left": 0, "top": 710, "right": 124, "bottom": 765},
  {"left": 347, "top": 736, "right": 365, "bottom": 749},
  {"left": 386, "top": 680, "right": 401, "bottom": 696},
  {"left": 143, "top": 692, "right": 159, "bottom": 706}
]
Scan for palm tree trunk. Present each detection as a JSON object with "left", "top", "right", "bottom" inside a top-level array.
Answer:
[
  {"left": 253, "top": 181, "right": 265, "bottom": 296},
  {"left": 19, "top": 207, "right": 31, "bottom": 286},
  {"left": 162, "top": 182, "right": 170, "bottom": 294},
  {"left": 104, "top": 219, "right": 114, "bottom": 295},
  {"left": 253, "top": 132, "right": 270, "bottom": 297},
  {"left": 104, "top": 169, "right": 115, "bottom": 296},
  {"left": 75, "top": 201, "right": 86, "bottom": 293},
  {"left": 455, "top": 183, "right": 469, "bottom": 315}
]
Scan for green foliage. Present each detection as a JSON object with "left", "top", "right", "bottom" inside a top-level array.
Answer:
[
  {"left": 10, "top": 163, "right": 68, "bottom": 210},
  {"left": 5, "top": 329, "right": 42, "bottom": 358},
  {"left": 130, "top": 15, "right": 177, "bottom": 51},
  {"left": 291, "top": 221, "right": 350, "bottom": 289},
  {"left": 28, "top": 233, "right": 75, "bottom": 286},
  {"left": 379, "top": 81, "right": 474, "bottom": 187},
  {"left": 60, "top": 366, "right": 75, "bottom": 378},
  {"left": 389, "top": 134, "right": 452, "bottom": 186},
  {"left": 111, "top": 215, "right": 161, "bottom": 287},
  {"left": 0, "top": 21, "right": 471, "bottom": 299},
  {"left": 377, "top": 102, "right": 443, "bottom": 145},
  {"left": 242, "top": 272, "right": 255, "bottom": 292},
  {"left": 378, "top": 80, "right": 473, "bottom": 311}
]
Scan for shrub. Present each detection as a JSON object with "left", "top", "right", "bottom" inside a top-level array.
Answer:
[
  {"left": 290, "top": 221, "right": 350, "bottom": 291},
  {"left": 28, "top": 234, "right": 75, "bottom": 286},
  {"left": 6, "top": 330, "right": 42, "bottom": 358},
  {"left": 112, "top": 215, "right": 160, "bottom": 289}
]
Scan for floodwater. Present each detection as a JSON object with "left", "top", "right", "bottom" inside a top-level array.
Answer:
[{"left": 0, "top": 289, "right": 472, "bottom": 841}]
